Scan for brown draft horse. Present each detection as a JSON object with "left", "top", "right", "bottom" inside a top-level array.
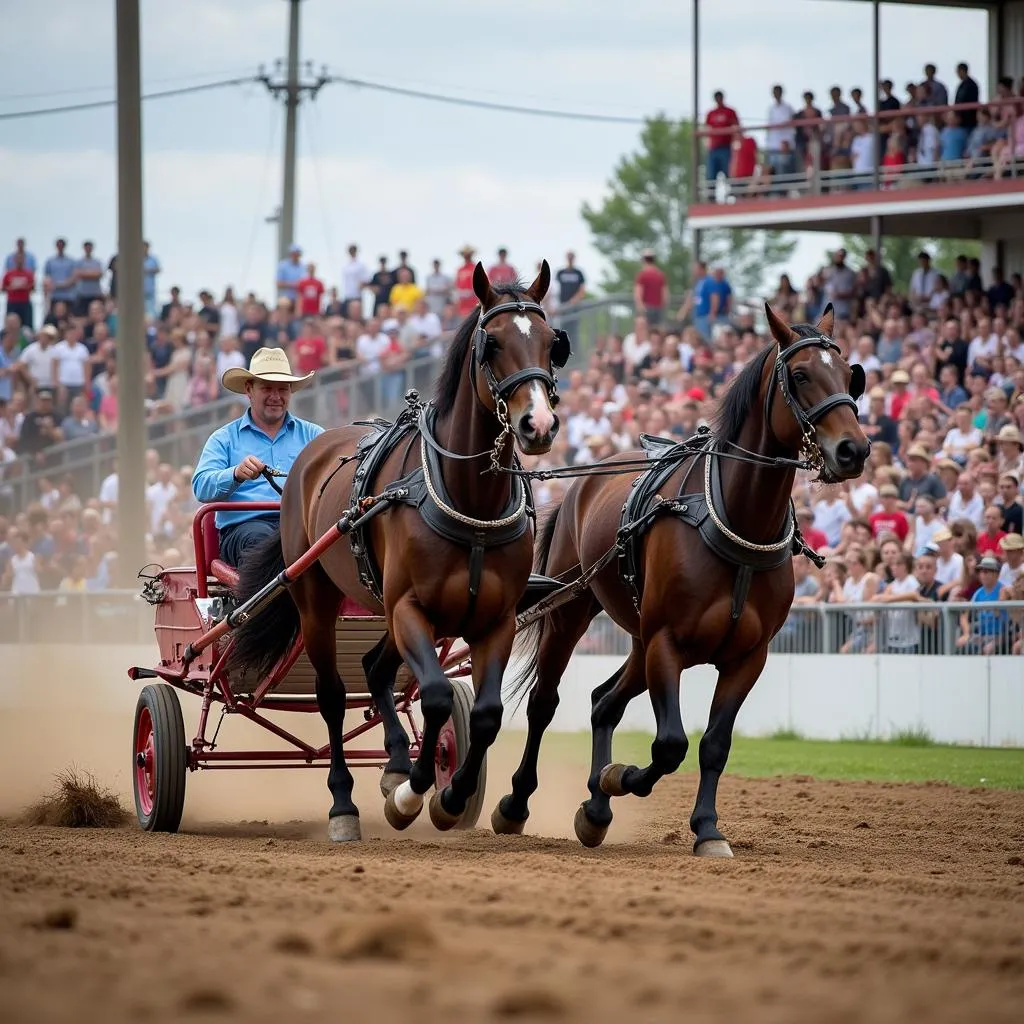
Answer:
[
  {"left": 230, "top": 262, "right": 567, "bottom": 841},
  {"left": 493, "top": 304, "right": 870, "bottom": 855}
]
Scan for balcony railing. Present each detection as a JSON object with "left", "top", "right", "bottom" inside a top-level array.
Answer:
[{"left": 694, "top": 98, "right": 1021, "bottom": 205}]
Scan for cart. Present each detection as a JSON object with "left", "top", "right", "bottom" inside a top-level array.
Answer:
[{"left": 127, "top": 500, "right": 479, "bottom": 834}]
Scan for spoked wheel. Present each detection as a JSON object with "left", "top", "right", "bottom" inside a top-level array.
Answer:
[
  {"left": 434, "top": 679, "right": 487, "bottom": 829},
  {"left": 133, "top": 684, "right": 187, "bottom": 833}
]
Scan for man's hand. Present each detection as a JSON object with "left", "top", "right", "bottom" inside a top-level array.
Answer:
[{"left": 233, "top": 455, "right": 266, "bottom": 483}]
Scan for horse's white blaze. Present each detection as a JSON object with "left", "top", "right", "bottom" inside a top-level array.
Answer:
[
  {"left": 525, "top": 381, "right": 556, "bottom": 436},
  {"left": 393, "top": 780, "right": 423, "bottom": 816},
  {"left": 820, "top": 350, "right": 833, "bottom": 366},
  {"left": 513, "top": 315, "right": 532, "bottom": 336}
]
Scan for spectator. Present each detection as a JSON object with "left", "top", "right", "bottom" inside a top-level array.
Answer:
[
  {"left": 766, "top": 84, "right": 796, "bottom": 176},
  {"left": 290, "top": 318, "right": 328, "bottom": 375},
  {"left": 4, "top": 238, "right": 37, "bottom": 273},
  {"left": 999, "top": 533, "right": 1024, "bottom": 588},
  {"left": 922, "top": 64, "right": 948, "bottom": 108},
  {"left": 870, "top": 484, "right": 909, "bottom": 540},
  {"left": 2, "top": 251, "right": 35, "bottom": 329},
  {"left": 60, "top": 394, "right": 98, "bottom": 442},
  {"left": 17, "top": 324, "right": 58, "bottom": 394},
  {"left": 72, "top": 241, "right": 104, "bottom": 317},
  {"left": 160, "top": 285, "right": 182, "bottom": 323},
  {"left": 53, "top": 327, "right": 91, "bottom": 411},
  {"left": 453, "top": 246, "right": 478, "bottom": 318},
  {"left": 196, "top": 290, "right": 221, "bottom": 334},
  {"left": 908, "top": 251, "right": 939, "bottom": 309},
  {"left": 939, "top": 110, "right": 968, "bottom": 164},
  {"left": 872, "top": 550, "right": 922, "bottom": 653},
  {"left": 796, "top": 506, "right": 828, "bottom": 552},
  {"left": 824, "top": 248, "right": 856, "bottom": 320},
  {"left": 485, "top": 247, "right": 516, "bottom": 287},
  {"left": 16, "top": 388, "right": 63, "bottom": 463},
  {"left": 999, "top": 472, "right": 1023, "bottom": 533},
  {"left": 633, "top": 250, "right": 668, "bottom": 326},
  {"left": 142, "top": 241, "right": 161, "bottom": 318},
  {"left": 294, "top": 263, "right": 324, "bottom": 319},
  {"left": 859, "top": 387, "right": 899, "bottom": 449},
  {"left": 706, "top": 266, "right": 732, "bottom": 329},
  {"left": 705, "top": 90, "right": 739, "bottom": 183},
  {"left": 908, "top": 494, "right": 944, "bottom": 555},
  {"left": 2, "top": 529, "right": 40, "bottom": 594},
  {"left": 956, "top": 556, "right": 1007, "bottom": 653},
  {"left": 995, "top": 425, "right": 1024, "bottom": 479},
  {"left": 392, "top": 250, "right": 416, "bottom": 284},
  {"left": 954, "top": 62, "right": 980, "bottom": 130},
  {"left": 930, "top": 527, "right": 963, "bottom": 597},
  {"left": 812, "top": 489, "right": 851, "bottom": 548},
  {"left": 424, "top": 259, "right": 452, "bottom": 317},
  {"left": 977, "top": 504, "right": 1008, "bottom": 556},
  {"left": 389, "top": 267, "right": 424, "bottom": 313},
  {"left": 43, "top": 239, "right": 76, "bottom": 314},
  {"left": 850, "top": 87, "right": 868, "bottom": 116},
  {"left": 276, "top": 244, "right": 305, "bottom": 303},
  {"left": 850, "top": 120, "right": 876, "bottom": 184},
  {"left": 369, "top": 255, "right": 394, "bottom": 316},
  {"left": 965, "top": 107, "right": 999, "bottom": 172},
  {"left": 942, "top": 404, "right": 983, "bottom": 463},
  {"left": 341, "top": 244, "right": 370, "bottom": 313},
  {"left": 899, "top": 444, "right": 946, "bottom": 507}
]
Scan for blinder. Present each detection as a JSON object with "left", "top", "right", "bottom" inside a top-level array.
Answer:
[
  {"left": 473, "top": 299, "right": 572, "bottom": 403},
  {"left": 767, "top": 333, "right": 860, "bottom": 437},
  {"left": 848, "top": 363, "right": 866, "bottom": 401}
]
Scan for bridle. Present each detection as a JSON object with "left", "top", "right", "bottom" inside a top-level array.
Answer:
[{"left": 762, "top": 332, "right": 865, "bottom": 475}]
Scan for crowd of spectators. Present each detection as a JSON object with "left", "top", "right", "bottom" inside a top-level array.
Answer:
[
  {"left": 1, "top": 232, "right": 1023, "bottom": 653},
  {"left": 702, "top": 62, "right": 1024, "bottom": 198}
]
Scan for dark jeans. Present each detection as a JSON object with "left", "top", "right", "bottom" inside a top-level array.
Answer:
[
  {"left": 706, "top": 146, "right": 731, "bottom": 183},
  {"left": 6, "top": 300, "right": 32, "bottom": 329},
  {"left": 218, "top": 516, "right": 279, "bottom": 567}
]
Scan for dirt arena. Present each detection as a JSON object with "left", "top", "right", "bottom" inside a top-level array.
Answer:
[{"left": 3, "top": 705, "right": 1024, "bottom": 1024}]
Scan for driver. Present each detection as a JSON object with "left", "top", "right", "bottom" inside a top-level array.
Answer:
[{"left": 192, "top": 347, "right": 324, "bottom": 566}]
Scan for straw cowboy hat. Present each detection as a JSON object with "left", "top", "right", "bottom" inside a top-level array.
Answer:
[
  {"left": 221, "top": 347, "right": 315, "bottom": 395},
  {"left": 997, "top": 424, "right": 1023, "bottom": 449}
]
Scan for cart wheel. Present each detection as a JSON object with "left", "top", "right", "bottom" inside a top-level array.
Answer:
[
  {"left": 133, "top": 684, "right": 187, "bottom": 833},
  {"left": 434, "top": 679, "right": 487, "bottom": 829}
]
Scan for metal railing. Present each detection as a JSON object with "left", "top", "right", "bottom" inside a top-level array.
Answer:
[
  {"left": 2, "top": 298, "right": 629, "bottom": 515},
  {"left": 695, "top": 97, "right": 1020, "bottom": 204},
  {"left": 2, "top": 594, "right": 1022, "bottom": 657}
]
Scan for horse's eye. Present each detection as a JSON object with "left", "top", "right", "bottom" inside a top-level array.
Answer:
[{"left": 792, "top": 370, "right": 809, "bottom": 384}]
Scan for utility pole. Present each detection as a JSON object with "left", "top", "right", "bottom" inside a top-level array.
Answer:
[
  {"left": 257, "top": 0, "right": 331, "bottom": 261},
  {"left": 114, "top": 0, "right": 147, "bottom": 587}
]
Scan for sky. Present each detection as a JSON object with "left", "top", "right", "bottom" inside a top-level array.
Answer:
[{"left": 0, "top": 0, "right": 990, "bottom": 309}]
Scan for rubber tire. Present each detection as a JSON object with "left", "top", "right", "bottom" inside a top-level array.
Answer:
[
  {"left": 133, "top": 684, "right": 187, "bottom": 833},
  {"left": 439, "top": 679, "right": 487, "bottom": 830}
]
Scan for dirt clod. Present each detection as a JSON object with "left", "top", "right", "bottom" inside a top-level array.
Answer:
[{"left": 20, "top": 769, "right": 130, "bottom": 829}]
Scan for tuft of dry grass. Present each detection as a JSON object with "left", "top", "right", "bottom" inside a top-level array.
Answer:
[{"left": 20, "top": 768, "right": 131, "bottom": 828}]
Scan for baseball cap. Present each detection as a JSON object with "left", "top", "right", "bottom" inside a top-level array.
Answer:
[
  {"left": 923, "top": 542, "right": 940, "bottom": 554},
  {"left": 288, "top": 243, "right": 302, "bottom": 255}
]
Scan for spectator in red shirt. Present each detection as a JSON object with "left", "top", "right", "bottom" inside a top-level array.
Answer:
[
  {"left": 295, "top": 263, "right": 324, "bottom": 318},
  {"left": 888, "top": 368, "right": 911, "bottom": 419},
  {"left": 2, "top": 252, "right": 35, "bottom": 329},
  {"left": 870, "top": 484, "right": 910, "bottom": 540},
  {"left": 976, "top": 505, "right": 1008, "bottom": 556},
  {"left": 487, "top": 247, "right": 517, "bottom": 287},
  {"left": 633, "top": 249, "right": 668, "bottom": 326},
  {"left": 454, "top": 245, "right": 477, "bottom": 318},
  {"left": 290, "top": 318, "right": 328, "bottom": 375},
  {"left": 729, "top": 133, "right": 758, "bottom": 185},
  {"left": 705, "top": 90, "right": 739, "bottom": 184}
]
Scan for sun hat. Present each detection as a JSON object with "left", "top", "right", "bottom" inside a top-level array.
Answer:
[
  {"left": 221, "top": 347, "right": 314, "bottom": 395},
  {"left": 890, "top": 369, "right": 910, "bottom": 384},
  {"left": 932, "top": 527, "right": 953, "bottom": 542},
  {"left": 997, "top": 424, "right": 1023, "bottom": 448},
  {"left": 978, "top": 555, "right": 1001, "bottom": 572},
  {"left": 905, "top": 444, "right": 930, "bottom": 461},
  {"left": 1000, "top": 533, "right": 1024, "bottom": 552}
]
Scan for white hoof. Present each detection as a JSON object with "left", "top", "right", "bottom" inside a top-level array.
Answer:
[
  {"left": 694, "top": 838, "right": 733, "bottom": 858},
  {"left": 327, "top": 814, "right": 362, "bottom": 843},
  {"left": 393, "top": 780, "right": 424, "bottom": 817}
]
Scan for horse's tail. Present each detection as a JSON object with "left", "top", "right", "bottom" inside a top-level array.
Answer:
[
  {"left": 504, "top": 497, "right": 564, "bottom": 706},
  {"left": 226, "top": 528, "right": 301, "bottom": 681}
]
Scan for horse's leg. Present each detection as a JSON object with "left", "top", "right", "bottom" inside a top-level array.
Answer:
[
  {"left": 599, "top": 627, "right": 688, "bottom": 799},
  {"left": 429, "top": 616, "right": 517, "bottom": 829},
  {"left": 689, "top": 648, "right": 768, "bottom": 858},
  {"left": 361, "top": 634, "right": 411, "bottom": 796},
  {"left": 293, "top": 570, "right": 360, "bottom": 842},
  {"left": 575, "top": 639, "right": 648, "bottom": 848},
  {"left": 383, "top": 600, "right": 451, "bottom": 829},
  {"left": 493, "top": 594, "right": 600, "bottom": 834}
]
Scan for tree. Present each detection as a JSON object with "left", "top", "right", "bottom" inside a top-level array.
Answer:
[
  {"left": 581, "top": 116, "right": 796, "bottom": 303},
  {"left": 836, "top": 234, "right": 981, "bottom": 291}
]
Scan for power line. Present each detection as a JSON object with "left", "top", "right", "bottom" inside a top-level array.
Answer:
[
  {"left": 0, "top": 67, "right": 254, "bottom": 104},
  {"left": 0, "top": 76, "right": 255, "bottom": 121},
  {"left": 329, "top": 72, "right": 649, "bottom": 125}
]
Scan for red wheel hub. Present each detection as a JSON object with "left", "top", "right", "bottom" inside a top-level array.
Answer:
[
  {"left": 434, "top": 720, "right": 457, "bottom": 790},
  {"left": 135, "top": 707, "right": 156, "bottom": 816}
]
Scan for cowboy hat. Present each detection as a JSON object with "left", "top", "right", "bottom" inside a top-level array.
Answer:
[
  {"left": 458, "top": 244, "right": 475, "bottom": 257},
  {"left": 997, "top": 424, "right": 1023, "bottom": 448},
  {"left": 221, "top": 347, "right": 314, "bottom": 395}
]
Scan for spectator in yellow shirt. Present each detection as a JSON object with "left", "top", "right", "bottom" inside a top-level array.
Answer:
[{"left": 388, "top": 267, "right": 424, "bottom": 314}]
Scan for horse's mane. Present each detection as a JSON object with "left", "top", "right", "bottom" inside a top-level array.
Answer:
[
  {"left": 433, "top": 279, "right": 527, "bottom": 417},
  {"left": 712, "top": 322, "right": 821, "bottom": 443}
]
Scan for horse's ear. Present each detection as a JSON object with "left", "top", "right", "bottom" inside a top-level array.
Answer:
[
  {"left": 764, "top": 302, "right": 797, "bottom": 347},
  {"left": 473, "top": 262, "right": 496, "bottom": 308},
  {"left": 815, "top": 302, "right": 835, "bottom": 338},
  {"left": 527, "top": 259, "right": 551, "bottom": 304}
]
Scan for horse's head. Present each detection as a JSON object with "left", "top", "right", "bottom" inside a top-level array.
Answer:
[
  {"left": 471, "top": 260, "right": 569, "bottom": 456},
  {"left": 764, "top": 302, "right": 871, "bottom": 482}
]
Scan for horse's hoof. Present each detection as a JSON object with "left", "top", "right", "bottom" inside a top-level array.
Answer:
[
  {"left": 694, "top": 838, "right": 734, "bottom": 858},
  {"left": 327, "top": 814, "right": 361, "bottom": 843},
  {"left": 574, "top": 804, "right": 609, "bottom": 849},
  {"left": 599, "top": 763, "right": 630, "bottom": 798},
  {"left": 429, "top": 789, "right": 462, "bottom": 832},
  {"left": 384, "top": 781, "right": 422, "bottom": 831},
  {"left": 379, "top": 771, "right": 409, "bottom": 799},
  {"left": 491, "top": 800, "right": 526, "bottom": 836}
]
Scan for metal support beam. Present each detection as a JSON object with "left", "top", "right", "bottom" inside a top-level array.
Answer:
[
  {"left": 114, "top": 0, "right": 147, "bottom": 587},
  {"left": 691, "top": 0, "right": 702, "bottom": 262},
  {"left": 279, "top": 0, "right": 301, "bottom": 260},
  {"left": 872, "top": 0, "right": 881, "bottom": 194},
  {"left": 871, "top": 215, "right": 883, "bottom": 263}
]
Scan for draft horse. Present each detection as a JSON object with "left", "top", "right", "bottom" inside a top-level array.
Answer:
[
  {"left": 230, "top": 262, "right": 570, "bottom": 841},
  {"left": 494, "top": 304, "right": 870, "bottom": 855}
]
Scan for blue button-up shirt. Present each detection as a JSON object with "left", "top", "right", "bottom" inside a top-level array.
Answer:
[{"left": 192, "top": 410, "right": 325, "bottom": 528}]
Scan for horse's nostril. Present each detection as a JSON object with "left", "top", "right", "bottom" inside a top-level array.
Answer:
[
  {"left": 836, "top": 439, "right": 858, "bottom": 467},
  {"left": 519, "top": 413, "right": 534, "bottom": 436}
]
